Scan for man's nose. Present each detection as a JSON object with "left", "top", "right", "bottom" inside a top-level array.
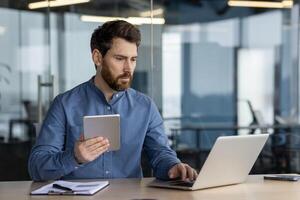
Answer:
[{"left": 123, "top": 59, "right": 133, "bottom": 72}]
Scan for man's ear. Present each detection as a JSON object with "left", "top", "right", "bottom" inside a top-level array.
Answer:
[{"left": 92, "top": 49, "right": 102, "bottom": 69}]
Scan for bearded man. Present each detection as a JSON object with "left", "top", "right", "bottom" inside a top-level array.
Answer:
[{"left": 28, "top": 20, "right": 197, "bottom": 182}]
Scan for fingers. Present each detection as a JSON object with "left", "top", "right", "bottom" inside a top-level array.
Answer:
[
  {"left": 186, "top": 165, "right": 194, "bottom": 180},
  {"left": 168, "top": 167, "right": 179, "bottom": 179},
  {"left": 74, "top": 136, "right": 110, "bottom": 164},
  {"left": 84, "top": 136, "right": 105, "bottom": 147},
  {"left": 182, "top": 164, "right": 198, "bottom": 181},
  {"left": 168, "top": 163, "right": 186, "bottom": 180},
  {"left": 87, "top": 138, "right": 109, "bottom": 152},
  {"left": 169, "top": 163, "right": 198, "bottom": 181},
  {"left": 183, "top": 165, "right": 198, "bottom": 181},
  {"left": 178, "top": 164, "right": 187, "bottom": 181},
  {"left": 193, "top": 169, "right": 198, "bottom": 180},
  {"left": 90, "top": 143, "right": 110, "bottom": 155}
]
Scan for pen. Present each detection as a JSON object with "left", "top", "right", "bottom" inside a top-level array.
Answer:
[{"left": 52, "top": 183, "right": 73, "bottom": 191}]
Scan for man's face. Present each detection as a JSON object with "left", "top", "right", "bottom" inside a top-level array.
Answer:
[{"left": 98, "top": 38, "right": 138, "bottom": 91}]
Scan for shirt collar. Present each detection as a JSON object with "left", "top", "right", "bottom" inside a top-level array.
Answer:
[{"left": 88, "top": 76, "right": 126, "bottom": 104}]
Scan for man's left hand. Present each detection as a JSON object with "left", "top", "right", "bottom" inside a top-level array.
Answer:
[{"left": 168, "top": 163, "right": 198, "bottom": 181}]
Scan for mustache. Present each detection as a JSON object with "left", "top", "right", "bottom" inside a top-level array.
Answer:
[{"left": 117, "top": 72, "right": 131, "bottom": 79}]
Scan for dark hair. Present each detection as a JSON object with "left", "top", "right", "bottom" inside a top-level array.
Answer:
[{"left": 90, "top": 20, "right": 141, "bottom": 57}]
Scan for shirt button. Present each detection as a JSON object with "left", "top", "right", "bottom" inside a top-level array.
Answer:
[
  {"left": 105, "top": 170, "right": 110, "bottom": 174},
  {"left": 107, "top": 106, "right": 111, "bottom": 110},
  {"left": 116, "top": 94, "right": 119, "bottom": 97},
  {"left": 75, "top": 166, "right": 78, "bottom": 169}
]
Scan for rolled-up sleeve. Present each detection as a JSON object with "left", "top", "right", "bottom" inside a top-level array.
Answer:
[
  {"left": 143, "top": 100, "right": 181, "bottom": 180},
  {"left": 28, "top": 95, "right": 80, "bottom": 181}
]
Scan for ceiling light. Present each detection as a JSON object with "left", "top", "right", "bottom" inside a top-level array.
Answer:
[
  {"left": 80, "top": 15, "right": 165, "bottom": 25},
  {"left": 228, "top": 0, "right": 293, "bottom": 9},
  {"left": 81, "top": 16, "right": 126, "bottom": 23},
  {"left": 28, "top": 0, "right": 90, "bottom": 9},
  {"left": 140, "top": 8, "right": 164, "bottom": 17},
  {"left": 128, "top": 17, "right": 165, "bottom": 25}
]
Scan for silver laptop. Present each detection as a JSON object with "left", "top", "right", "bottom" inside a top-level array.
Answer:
[{"left": 148, "top": 134, "right": 269, "bottom": 190}]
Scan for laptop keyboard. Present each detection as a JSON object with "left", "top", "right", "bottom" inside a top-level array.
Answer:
[{"left": 168, "top": 180, "right": 195, "bottom": 187}]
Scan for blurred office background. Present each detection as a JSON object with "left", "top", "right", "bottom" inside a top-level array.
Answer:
[{"left": 1, "top": 0, "right": 300, "bottom": 180}]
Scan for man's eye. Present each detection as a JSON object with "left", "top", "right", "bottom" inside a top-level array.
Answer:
[{"left": 116, "top": 57, "right": 123, "bottom": 60}]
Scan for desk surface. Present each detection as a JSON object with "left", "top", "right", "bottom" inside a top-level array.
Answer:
[{"left": 1, "top": 175, "right": 300, "bottom": 200}]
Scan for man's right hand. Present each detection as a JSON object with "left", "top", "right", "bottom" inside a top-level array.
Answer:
[{"left": 74, "top": 135, "right": 110, "bottom": 164}]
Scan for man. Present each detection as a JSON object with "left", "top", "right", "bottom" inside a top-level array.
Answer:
[{"left": 28, "top": 20, "right": 197, "bottom": 181}]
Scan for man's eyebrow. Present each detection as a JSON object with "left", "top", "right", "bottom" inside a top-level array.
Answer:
[
  {"left": 114, "top": 54, "right": 126, "bottom": 57},
  {"left": 114, "top": 54, "right": 138, "bottom": 58}
]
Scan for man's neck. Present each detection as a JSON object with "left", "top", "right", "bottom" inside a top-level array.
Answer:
[{"left": 94, "top": 73, "right": 115, "bottom": 102}]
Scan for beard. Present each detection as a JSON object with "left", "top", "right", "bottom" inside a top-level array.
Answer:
[{"left": 101, "top": 63, "right": 133, "bottom": 91}]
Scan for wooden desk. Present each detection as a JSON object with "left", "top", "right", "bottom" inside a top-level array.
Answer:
[{"left": 0, "top": 176, "right": 299, "bottom": 200}]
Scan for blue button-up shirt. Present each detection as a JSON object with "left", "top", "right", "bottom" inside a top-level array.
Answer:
[{"left": 28, "top": 77, "right": 180, "bottom": 181}]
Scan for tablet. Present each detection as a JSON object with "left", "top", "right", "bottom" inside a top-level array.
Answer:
[{"left": 83, "top": 114, "right": 120, "bottom": 151}]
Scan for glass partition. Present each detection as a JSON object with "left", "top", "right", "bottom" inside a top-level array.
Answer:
[
  {"left": 160, "top": 0, "right": 300, "bottom": 172},
  {"left": 0, "top": 2, "right": 52, "bottom": 181}
]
